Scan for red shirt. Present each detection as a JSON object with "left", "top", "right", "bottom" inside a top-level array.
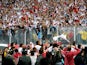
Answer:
[
  {"left": 13, "top": 52, "right": 22, "bottom": 59},
  {"left": 42, "top": 52, "right": 46, "bottom": 58},
  {"left": 73, "top": 7, "right": 79, "bottom": 13},
  {"left": 61, "top": 48, "right": 80, "bottom": 65}
]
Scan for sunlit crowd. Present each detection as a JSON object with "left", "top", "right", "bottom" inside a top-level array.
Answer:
[
  {"left": 0, "top": 0, "right": 87, "bottom": 30},
  {"left": 0, "top": 0, "right": 87, "bottom": 65}
]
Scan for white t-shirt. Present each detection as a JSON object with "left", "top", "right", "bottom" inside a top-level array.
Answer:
[
  {"left": 18, "top": 47, "right": 22, "bottom": 54},
  {"left": 30, "top": 56, "right": 37, "bottom": 65},
  {"left": 35, "top": 45, "right": 41, "bottom": 51}
]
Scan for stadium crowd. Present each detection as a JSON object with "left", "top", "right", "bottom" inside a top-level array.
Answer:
[
  {"left": 0, "top": 0, "right": 87, "bottom": 30},
  {"left": 0, "top": 0, "right": 87, "bottom": 65},
  {"left": 0, "top": 0, "right": 87, "bottom": 44}
]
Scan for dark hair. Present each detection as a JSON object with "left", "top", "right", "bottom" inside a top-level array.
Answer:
[
  {"left": 53, "top": 44, "right": 58, "bottom": 48},
  {"left": 36, "top": 40, "right": 40, "bottom": 45},
  {"left": 67, "top": 47, "right": 71, "bottom": 51},
  {"left": 33, "top": 47, "right": 37, "bottom": 52},
  {"left": 30, "top": 51, "right": 34, "bottom": 56},
  {"left": 39, "top": 48, "right": 43, "bottom": 54},
  {"left": 72, "top": 41, "right": 76, "bottom": 46},
  {"left": 36, "top": 41, "right": 39, "bottom": 45},
  {"left": 15, "top": 49, "right": 18, "bottom": 53},
  {"left": 3, "top": 47, "right": 8, "bottom": 51},
  {"left": 22, "top": 50, "right": 27, "bottom": 55},
  {"left": 11, "top": 42, "right": 14, "bottom": 47},
  {"left": 50, "top": 43, "right": 53, "bottom": 46},
  {"left": 20, "top": 43, "right": 23, "bottom": 47},
  {"left": 11, "top": 47, "right": 15, "bottom": 50},
  {"left": 78, "top": 44, "right": 81, "bottom": 49}
]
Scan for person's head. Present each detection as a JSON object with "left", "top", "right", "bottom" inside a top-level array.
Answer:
[
  {"left": 33, "top": 47, "right": 37, "bottom": 52},
  {"left": 4, "top": 47, "right": 8, "bottom": 52},
  {"left": 78, "top": 44, "right": 81, "bottom": 49},
  {"left": 39, "top": 48, "right": 43, "bottom": 54},
  {"left": 11, "top": 47, "right": 15, "bottom": 50},
  {"left": 53, "top": 43, "right": 58, "bottom": 48},
  {"left": 36, "top": 40, "right": 40, "bottom": 45},
  {"left": 19, "top": 43, "right": 23, "bottom": 47},
  {"left": 15, "top": 49, "right": 18, "bottom": 53},
  {"left": 22, "top": 50, "right": 27, "bottom": 55},
  {"left": 22, "top": 44, "right": 26, "bottom": 49},
  {"left": 30, "top": 51, "right": 35, "bottom": 56},
  {"left": 11, "top": 42, "right": 15, "bottom": 47},
  {"left": 67, "top": 44, "right": 71, "bottom": 51},
  {"left": 72, "top": 41, "right": 76, "bottom": 46}
]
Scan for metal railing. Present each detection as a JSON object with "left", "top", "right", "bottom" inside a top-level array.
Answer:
[{"left": 0, "top": 26, "right": 87, "bottom": 44}]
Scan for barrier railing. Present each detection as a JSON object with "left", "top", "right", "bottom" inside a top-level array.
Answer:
[
  {"left": 0, "top": 29, "right": 9, "bottom": 44},
  {"left": 0, "top": 26, "right": 87, "bottom": 44}
]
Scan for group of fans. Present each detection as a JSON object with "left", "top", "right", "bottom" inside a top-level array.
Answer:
[
  {"left": 0, "top": 0, "right": 87, "bottom": 30},
  {"left": 2, "top": 41, "right": 87, "bottom": 65},
  {"left": 0, "top": 0, "right": 87, "bottom": 44},
  {"left": 0, "top": 0, "right": 87, "bottom": 65}
]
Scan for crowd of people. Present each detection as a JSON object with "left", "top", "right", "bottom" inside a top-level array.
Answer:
[
  {"left": 0, "top": 0, "right": 87, "bottom": 44},
  {"left": 2, "top": 41, "right": 87, "bottom": 65},
  {"left": 0, "top": 0, "right": 87, "bottom": 30},
  {"left": 0, "top": 0, "right": 87, "bottom": 65}
]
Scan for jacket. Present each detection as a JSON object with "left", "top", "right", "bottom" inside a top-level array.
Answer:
[
  {"left": 61, "top": 48, "right": 80, "bottom": 65},
  {"left": 17, "top": 55, "right": 31, "bottom": 65}
]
